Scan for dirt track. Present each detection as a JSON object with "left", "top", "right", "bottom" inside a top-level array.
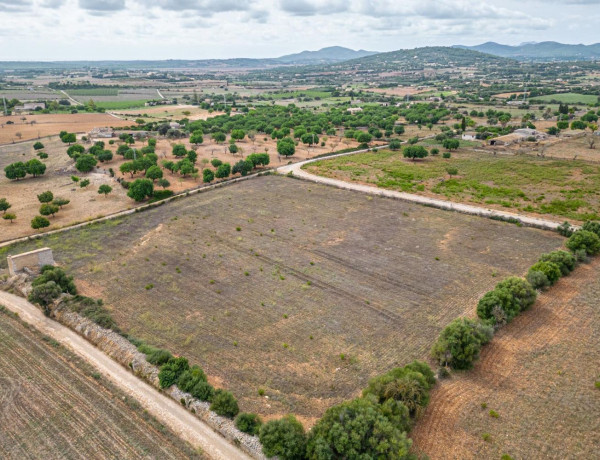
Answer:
[{"left": 0, "top": 290, "right": 251, "bottom": 460}]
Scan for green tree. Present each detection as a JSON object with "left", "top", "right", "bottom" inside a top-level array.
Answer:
[
  {"left": 67, "top": 144, "right": 85, "bottom": 158},
  {"left": 40, "top": 203, "right": 59, "bottom": 217},
  {"left": 53, "top": 198, "right": 70, "bottom": 208},
  {"left": 37, "top": 191, "right": 54, "bottom": 203},
  {"left": 203, "top": 168, "right": 215, "bottom": 183},
  {"left": 187, "top": 150, "right": 197, "bottom": 164},
  {"left": 582, "top": 221, "right": 600, "bottom": 238},
  {"left": 97, "top": 150, "right": 113, "bottom": 162},
  {"left": 355, "top": 132, "right": 372, "bottom": 144},
  {"left": 235, "top": 413, "right": 263, "bottom": 436},
  {"left": 75, "top": 154, "right": 98, "bottom": 173},
  {"left": 177, "top": 365, "right": 207, "bottom": 393},
  {"left": 277, "top": 137, "right": 296, "bottom": 157},
  {"left": 210, "top": 390, "right": 239, "bottom": 418},
  {"left": 157, "top": 178, "right": 170, "bottom": 189},
  {"left": 212, "top": 132, "right": 226, "bottom": 144},
  {"left": 4, "top": 162, "right": 27, "bottom": 180},
  {"left": 79, "top": 179, "right": 90, "bottom": 188},
  {"left": 172, "top": 144, "right": 187, "bottom": 157},
  {"left": 232, "top": 159, "right": 253, "bottom": 176},
  {"left": 442, "top": 138, "right": 460, "bottom": 150},
  {"left": 145, "top": 165, "right": 163, "bottom": 182},
  {"left": 31, "top": 215, "right": 50, "bottom": 230},
  {"left": 259, "top": 415, "right": 307, "bottom": 460},
  {"left": 61, "top": 132, "right": 76, "bottom": 144},
  {"left": 177, "top": 159, "right": 195, "bottom": 177},
  {"left": 231, "top": 129, "right": 246, "bottom": 141},
  {"left": 158, "top": 357, "right": 189, "bottom": 389},
  {"left": 33, "top": 141, "right": 45, "bottom": 150},
  {"left": 98, "top": 184, "right": 113, "bottom": 196},
  {"left": 28, "top": 281, "right": 62, "bottom": 309},
  {"left": 566, "top": 230, "right": 600, "bottom": 255},
  {"left": 3, "top": 213, "right": 16, "bottom": 223},
  {"left": 228, "top": 143, "right": 238, "bottom": 154},
  {"left": 32, "top": 266, "right": 77, "bottom": 295},
  {"left": 215, "top": 163, "right": 231, "bottom": 179},
  {"left": 403, "top": 145, "right": 429, "bottom": 161},
  {"left": 211, "top": 158, "right": 223, "bottom": 168},
  {"left": 431, "top": 318, "right": 493, "bottom": 370},
  {"left": 120, "top": 162, "right": 135, "bottom": 178},
  {"left": 127, "top": 179, "right": 154, "bottom": 202},
  {"left": 190, "top": 132, "right": 204, "bottom": 145},
  {"left": 25, "top": 159, "right": 47, "bottom": 177},
  {"left": 0, "top": 198, "right": 11, "bottom": 214},
  {"left": 528, "top": 262, "right": 561, "bottom": 285},
  {"left": 247, "top": 153, "right": 270, "bottom": 167},
  {"left": 306, "top": 397, "right": 412, "bottom": 460},
  {"left": 389, "top": 139, "right": 402, "bottom": 150},
  {"left": 538, "top": 251, "right": 576, "bottom": 276}
]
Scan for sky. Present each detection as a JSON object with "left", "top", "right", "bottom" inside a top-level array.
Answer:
[{"left": 0, "top": 0, "right": 599, "bottom": 60}]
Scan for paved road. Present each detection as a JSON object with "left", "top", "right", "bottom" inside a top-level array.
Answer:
[
  {"left": 277, "top": 151, "right": 567, "bottom": 232},
  {"left": 0, "top": 291, "right": 251, "bottom": 460}
]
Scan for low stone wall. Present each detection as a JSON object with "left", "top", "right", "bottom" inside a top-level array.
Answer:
[
  {"left": 52, "top": 303, "right": 265, "bottom": 459},
  {"left": 7, "top": 248, "right": 54, "bottom": 276}
]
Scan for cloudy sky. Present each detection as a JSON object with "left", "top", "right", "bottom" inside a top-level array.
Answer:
[{"left": 1, "top": 0, "right": 598, "bottom": 60}]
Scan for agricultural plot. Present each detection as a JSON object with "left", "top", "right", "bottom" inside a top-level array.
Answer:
[
  {"left": 531, "top": 92, "right": 599, "bottom": 105},
  {"left": 411, "top": 258, "right": 600, "bottom": 459},
  {"left": 0, "top": 176, "right": 564, "bottom": 424},
  {"left": 0, "top": 112, "right": 130, "bottom": 144},
  {"left": 0, "top": 137, "right": 131, "bottom": 241},
  {"left": 304, "top": 149, "right": 600, "bottom": 222},
  {"left": 0, "top": 309, "right": 201, "bottom": 459}
]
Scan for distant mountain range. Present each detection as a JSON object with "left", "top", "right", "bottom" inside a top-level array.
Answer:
[
  {"left": 454, "top": 41, "right": 600, "bottom": 61},
  {"left": 276, "top": 46, "right": 377, "bottom": 64}
]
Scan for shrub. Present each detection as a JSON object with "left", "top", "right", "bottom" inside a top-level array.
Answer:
[
  {"left": 210, "top": 158, "right": 222, "bottom": 168},
  {"left": 259, "top": 415, "right": 307, "bottom": 460},
  {"left": 158, "top": 357, "right": 190, "bottom": 389},
  {"left": 215, "top": 163, "right": 231, "bottom": 179},
  {"left": 442, "top": 152, "right": 451, "bottom": 159},
  {"left": 388, "top": 139, "right": 402, "bottom": 150},
  {"left": 33, "top": 141, "right": 44, "bottom": 150},
  {"left": 246, "top": 153, "right": 270, "bottom": 167},
  {"left": 127, "top": 178, "right": 154, "bottom": 202},
  {"left": 79, "top": 179, "right": 90, "bottom": 188},
  {"left": 495, "top": 276, "right": 537, "bottom": 311},
  {"left": 31, "top": 215, "right": 50, "bottom": 230},
  {"left": 538, "top": 251, "right": 576, "bottom": 276},
  {"left": 203, "top": 168, "right": 215, "bottom": 183},
  {"left": 53, "top": 198, "right": 70, "bottom": 208},
  {"left": 581, "top": 221, "right": 600, "bottom": 238},
  {"left": 32, "top": 266, "right": 77, "bottom": 295},
  {"left": 526, "top": 270, "right": 550, "bottom": 290},
  {"left": 528, "top": 261, "right": 562, "bottom": 285},
  {"left": 235, "top": 412, "right": 263, "bottom": 436},
  {"left": 37, "top": 190, "right": 54, "bottom": 203},
  {"left": 566, "top": 230, "right": 600, "bottom": 255},
  {"left": 477, "top": 278, "right": 537, "bottom": 326},
  {"left": 430, "top": 147, "right": 440, "bottom": 156},
  {"left": 431, "top": 318, "right": 493, "bottom": 370},
  {"left": 232, "top": 159, "right": 253, "bottom": 176},
  {"left": 63, "top": 295, "right": 119, "bottom": 331},
  {"left": 557, "top": 221, "right": 574, "bottom": 237},
  {"left": 210, "top": 389, "right": 239, "bottom": 418},
  {"left": 277, "top": 137, "right": 296, "bottom": 157},
  {"left": 403, "top": 145, "right": 428, "bottom": 160},
  {"left": 177, "top": 365, "right": 208, "bottom": 392},
  {"left": 138, "top": 344, "right": 173, "bottom": 366},
  {"left": 306, "top": 397, "right": 411, "bottom": 460},
  {"left": 190, "top": 381, "right": 215, "bottom": 401},
  {"left": 28, "top": 281, "right": 62, "bottom": 309}
]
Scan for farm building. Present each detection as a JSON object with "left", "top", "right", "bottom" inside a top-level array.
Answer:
[
  {"left": 462, "top": 132, "right": 477, "bottom": 141},
  {"left": 513, "top": 128, "right": 547, "bottom": 140},
  {"left": 169, "top": 122, "right": 181, "bottom": 129},
  {"left": 489, "top": 133, "right": 525, "bottom": 146},
  {"left": 347, "top": 107, "right": 363, "bottom": 114},
  {"left": 14, "top": 102, "right": 45, "bottom": 112},
  {"left": 89, "top": 127, "right": 114, "bottom": 138}
]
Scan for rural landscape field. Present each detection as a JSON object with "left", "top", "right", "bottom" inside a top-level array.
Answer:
[
  {"left": 1, "top": 1, "right": 600, "bottom": 459},
  {"left": 0, "top": 308, "right": 201, "bottom": 459}
]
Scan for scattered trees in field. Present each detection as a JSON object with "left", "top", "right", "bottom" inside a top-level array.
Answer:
[
  {"left": 246, "top": 153, "right": 270, "bottom": 167},
  {"left": 477, "top": 277, "right": 537, "bottom": 326},
  {"left": 60, "top": 132, "right": 76, "bottom": 144},
  {"left": 172, "top": 144, "right": 187, "bottom": 157},
  {"left": 277, "top": 137, "right": 296, "bottom": 157},
  {"left": 215, "top": 163, "right": 231, "bottom": 179},
  {"left": 203, "top": 168, "right": 215, "bottom": 183},
  {"left": 232, "top": 159, "right": 253, "bottom": 177},
  {"left": 75, "top": 154, "right": 98, "bottom": 173},
  {"left": 145, "top": 165, "right": 163, "bottom": 182},
  {"left": 31, "top": 215, "right": 50, "bottom": 230},
  {"left": 3, "top": 213, "right": 16, "bottom": 223},
  {"left": 127, "top": 178, "right": 154, "bottom": 202},
  {"left": 67, "top": 144, "right": 85, "bottom": 158},
  {"left": 40, "top": 203, "right": 59, "bottom": 217},
  {"left": 442, "top": 138, "right": 460, "bottom": 151},
  {"left": 0, "top": 198, "right": 11, "bottom": 213},
  {"left": 403, "top": 145, "right": 429, "bottom": 161},
  {"left": 33, "top": 141, "right": 44, "bottom": 150},
  {"left": 98, "top": 184, "right": 113, "bottom": 196}
]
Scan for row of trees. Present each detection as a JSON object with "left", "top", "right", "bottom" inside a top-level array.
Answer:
[
  {"left": 4, "top": 159, "right": 46, "bottom": 180},
  {"left": 431, "top": 220, "right": 600, "bottom": 371}
]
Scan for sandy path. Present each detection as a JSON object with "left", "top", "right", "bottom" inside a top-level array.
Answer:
[
  {"left": 0, "top": 290, "right": 251, "bottom": 460},
  {"left": 277, "top": 151, "right": 568, "bottom": 232}
]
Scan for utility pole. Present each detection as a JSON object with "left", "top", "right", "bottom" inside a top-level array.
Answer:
[{"left": 2, "top": 97, "right": 7, "bottom": 116}]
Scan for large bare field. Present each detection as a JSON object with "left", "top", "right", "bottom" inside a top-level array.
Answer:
[
  {"left": 0, "top": 309, "right": 201, "bottom": 459},
  {"left": 0, "top": 176, "right": 564, "bottom": 425},
  {"left": 0, "top": 137, "right": 131, "bottom": 242},
  {"left": 0, "top": 113, "right": 130, "bottom": 144},
  {"left": 411, "top": 257, "right": 600, "bottom": 459}
]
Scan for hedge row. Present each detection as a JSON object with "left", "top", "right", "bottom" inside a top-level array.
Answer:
[{"left": 431, "top": 221, "right": 600, "bottom": 372}]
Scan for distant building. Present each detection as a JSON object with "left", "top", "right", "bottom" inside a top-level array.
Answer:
[
  {"left": 489, "top": 133, "right": 525, "bottom": 146},
  {"left": 89, "top": 127, "right": 114, "bottom": 138},
  {"left": 169, "top": 122, "right": 181, "bottom": 129},
  {"left": 347, "top": 107, "right": 363, "bottom": 114},
  {"left": 14, "top": 102, "right": 45, "bottom": 112},
  {"left": 462, "top": 132, "right": 477, "bottom": 141},
  {"left": 513, "top": 128, "right": 547, "bottom": 140}
]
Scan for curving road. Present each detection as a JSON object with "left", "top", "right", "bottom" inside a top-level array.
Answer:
[
  {"left": 277, "top": 149, "right": 568, "bottom": 232},
  {"left": 0, "top": 290, "right": 251, "bottom": 460}
]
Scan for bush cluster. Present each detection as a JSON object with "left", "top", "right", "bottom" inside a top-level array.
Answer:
[
  {"left": 431, "top": 318, "right": 493, "bottom": 370},
  {"left": 477, "top": 277, "right": 537, "bottom": 326}
]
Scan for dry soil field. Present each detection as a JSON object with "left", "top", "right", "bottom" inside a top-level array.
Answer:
[
  {"left": 0, "top": 113, "right": 129, "bottom": 144},
  {"left": 0, "top": 137, "right": 131, "bottom": 241},
  {"left": 411, "top": 257, "right": 600, "bottom": 459},
  {"left": 304, "top": 148, "right": 600, "bottom": 223},
  {"left": 0, "top": 308, "right": 201, "bottom": 459},
  {"left": 0, "top": 176, "right": 564, "bottom": 425}
]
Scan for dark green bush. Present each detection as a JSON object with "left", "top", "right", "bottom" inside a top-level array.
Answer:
[
  {"left": 28, "top": 281, "right": 62, "bottom": 309},
  {"left": 526, "top": 270, "right": 550, "bottom": 290},
  {"left": 177, "top": 365, "right": 208, "bottom": 392},
  {"left": 235, "top": 412, "right": 263, "bottom": 436},
  {"left": 566, "top": 230, "right": 600, "bottom": 255},
  {"left": 431, "top": 318, "right": 493, "bottom": 370},
  {"left": 190, "top": 381, "right": 215, "bottom": 402},
  {"left": 138, "top": 343, "right": 173, "bottom": 366},
  {"left": 33, "top": 266, "right": 77, "bottom": 295},
  {"left": 538, "top": 250, "right": 576, "bottom": 276},
  {"left": 528, "top": 261, "right": 562, "bottom": 285},
  {"left": 158, "top": 357, "right": 189, "bottom": 389},
  {"left": 61, "top": 295, "right": 120, "bottom": 332},
  {"left": 259, "top": 415, "right": 307, "bottom": 460},
  {"left": 581, "top": 221, "right": 600, "bottom": 238},
  {"left": 210, "top": 389, "right": 239, "bottom": 418}
]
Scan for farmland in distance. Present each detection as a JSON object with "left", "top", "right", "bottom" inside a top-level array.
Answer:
[{"left": 0, "top": 175, "right": 564, "bottom": 424}]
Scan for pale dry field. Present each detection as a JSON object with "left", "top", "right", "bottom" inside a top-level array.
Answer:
[{"left": 0, "top": 113, "right": 130, "bottom": 144}]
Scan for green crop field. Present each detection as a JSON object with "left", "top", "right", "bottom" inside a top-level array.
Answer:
[
  {"left": 304, "top": 149, "right": 600, "bottom": 222},
  {"left": 94, "top": 100, "right": 149, "bottom": 109},
  {"left": 68, "top": 88, "right": 119, "bottom": 96},
  {"left": 0, "top": 176, "right": 563, "bottom": 424},
  {"left": 531, "top": 93, "right": 599, "bottom": 105}
]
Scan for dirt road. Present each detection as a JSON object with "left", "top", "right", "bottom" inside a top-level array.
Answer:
[
  {"left": 0, "top": 290, "right": 251, "bottom": 460},
  {"left": 277, "top": 153, "right": 568, "bottom": 232}
]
